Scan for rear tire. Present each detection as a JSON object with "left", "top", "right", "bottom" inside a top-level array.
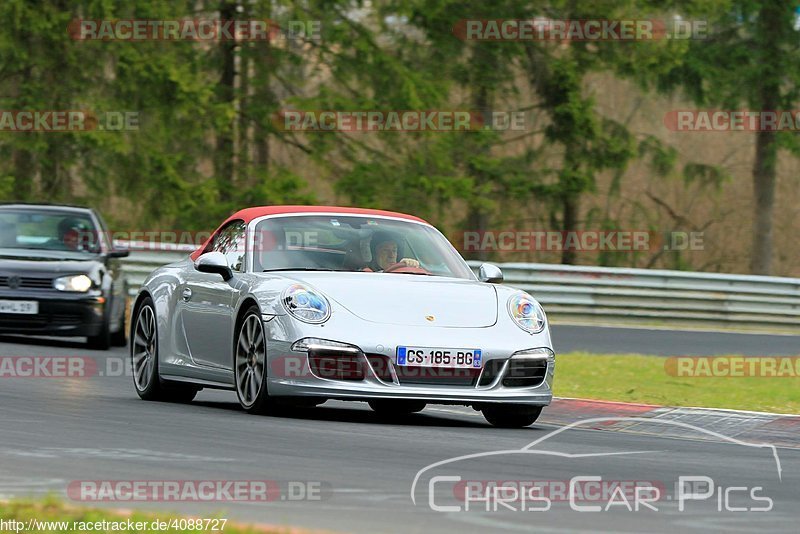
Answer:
[
  {"left": 111, "top": 296, "right": 128, "bottom": 347},
  {"left": 234, "top": 305, "right": 273, "bottom": 414},
  {"left": 131, "top": 296, "right": 198, "bottom": 403},
  {"left": 369, "top": 399, "right": 426, "bottom": 417},
  {"left": 482, "top": 405, "right": 542, "bottom": 428}
]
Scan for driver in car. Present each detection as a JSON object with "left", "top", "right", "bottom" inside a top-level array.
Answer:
[
  {"left": 363, "top": 231, "right": 420, "bottom": 272},
  {"left": 54, "top": 218, "right": 92, "bottom": 251}
]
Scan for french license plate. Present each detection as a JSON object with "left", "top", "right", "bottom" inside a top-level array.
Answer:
[
  {"left": 397, "top": 346, "right": 482, "bottom": 368},
  {"left": 0, "top": 300, "right": 38, "bottom": 314}
]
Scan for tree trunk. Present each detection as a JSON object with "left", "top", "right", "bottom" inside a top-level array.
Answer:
[
  {"left": 750, "top": 129, "right": 777, "bottom": 275},
  {"left": 749, "top": 2, "right": 781, "bottom": 275},
  {"left": 12, "top": 148, "right": 34, "bottom": 200},
  {"left": 560, "top": 193, "right": 579, "bottom": 265},
  {"left": 215, "top": 0, "right": 238, "bottom": 203},
  {"left": 465, "top": 63, "right": 491, "bottom": 261}
]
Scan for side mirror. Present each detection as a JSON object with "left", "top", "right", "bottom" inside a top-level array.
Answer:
[
  {"left": 105, "top": 249, "right": 130, "bottom": 259},
  {"left": 195, "top": 251, "right": 233, "bottom": 281},
  {"left": 478, "top": 263, "right": 503, "bottom": 284}
]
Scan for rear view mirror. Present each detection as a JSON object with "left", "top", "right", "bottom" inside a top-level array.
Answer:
[{"left": 106, "top": 249, "right": 130, "bottom": 259}]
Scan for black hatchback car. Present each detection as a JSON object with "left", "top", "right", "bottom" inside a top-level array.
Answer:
[{"left": 0, "top": 203, "right": 129, "bottom": 349}]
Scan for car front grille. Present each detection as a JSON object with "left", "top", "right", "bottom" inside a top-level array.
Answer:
[
  {"left": 502, "top": 358, "right": 548, "bottom": 387},
  {"left": 478, "top": 359, "right": 506, "bottom": 386},
  {"left": 316, "top": 349, "right": 547, "bottom": 388},
  {"left": 0, "top": 276, "right": 54, "bottom": 290},
  {"left": 365, "top": 354, "right": 394, "bottom": 382},
  {"left": 308, "top": 352, "right": 366, "bottom": 381},
  {"left": 393, "top": 365, "right": 480, "bottom": 386},
  {"left": 364, "top": 353, "right": 481, "bottom": 386},
  {"left": 0, "top": 314, "right": 48, "bottom": 328}
]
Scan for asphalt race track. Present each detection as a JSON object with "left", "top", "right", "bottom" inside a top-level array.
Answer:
[
  {"left": 551, "top": 325, "right": 800, "bottom": 356},
  {"left": 1, "top": 329, "right": 798, "bottom": 533}
]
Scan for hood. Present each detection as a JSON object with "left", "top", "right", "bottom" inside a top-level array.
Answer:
[
  {"left": 0, "top": 249, "right": 100, "bottom": 274},
  {"left": 282, "top": 272, "right": 498, "bottom": 328}
]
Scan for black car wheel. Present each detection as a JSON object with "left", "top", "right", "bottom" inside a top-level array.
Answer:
[
  {"left": 482, "top": 405, "right": 542, "bottom": 428},
  {"left": 110, "top": 298, "right": 127, "bottom": 347},
  {"left": 131, "top": 296, "right": 197, "bottom": 403},
  {"left": 87, "top": 320, "right": 110, "bottom": 350},
  {"left": 369, "top": 399, "right": 427, "bottom": 417},
  {"left": 234, "top": 305, "right": 273, "bottom": 414}
]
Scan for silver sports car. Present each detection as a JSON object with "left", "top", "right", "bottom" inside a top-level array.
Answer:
[{"left": 131, "top": 206, "right": 555, "bottom": 427}]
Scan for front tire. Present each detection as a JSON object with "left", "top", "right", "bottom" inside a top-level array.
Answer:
[
  {"left": 131, "top": 297, "right": 197, "bottom": 403},
  {"left": 110, "top": 320, "right": 127, "bottom": 347},
  {"left": 234, "top": 305, "right": 272, "bottom": 414},
  {"left": 87, "top": 320, "right": 110, "bottom": 350},
  {"left": 482, "top": 405, "right": 542, "bottom": 428}
]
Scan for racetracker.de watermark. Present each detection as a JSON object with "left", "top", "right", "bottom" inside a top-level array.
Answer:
[
  {"left": 453, "top": 18, "right": 708, "bottom": 41},
  {"left": 457, "top": 230, "right": 704, "bottom": 252},
  {"left": 0, "top": 111, "right": 138, "bottom": 132},
  {"left": 67, "top": 480, "right": 329, "bottom": 502},
  {"left": 665, "top": 356, "right": 800, "bottom": 378},
  {"left": 665, "top": 110, "right": 800, "bottom": 131},
  {"left": 273, "top": 110, "right": 527, "bottom": 132},
  {"left": 0, "top": 357, "right": 97, "bottom": 378},
  {"left": 68, "top": 19, "right": 321, "bottom": 41}
]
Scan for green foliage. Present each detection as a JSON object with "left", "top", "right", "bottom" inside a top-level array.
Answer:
[{"left": 0, "top": 0, "right": 776, "bottom": 274}]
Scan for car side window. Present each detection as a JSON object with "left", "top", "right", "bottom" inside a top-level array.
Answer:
[{"left": 212, "top": 220, "right": 246, "bottom": 272}]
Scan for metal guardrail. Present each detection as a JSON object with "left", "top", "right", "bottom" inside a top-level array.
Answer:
[
  {"left": 118, "top": 242, "right": 800, "bottom": 334},
  {"left": 466, "top": 261, "right": 800, "bottom": 333},
  {"left": 118, "top": 242, "right": 194, "bottom": 297}
]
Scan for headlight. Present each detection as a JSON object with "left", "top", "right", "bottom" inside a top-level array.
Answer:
[
  {"left": 54, "top": 274, "right": 93, "bottom": 292},
  {"left": 512, "top": 347, "right": 555, "bottom": 361},
  {"left": 291, "top": 338, "right": 359, "bottom": 353},
  {"left": 282, "top": 284, "right": 331, "bottom": 324},
  {"left": 507, "top": 292, "right": 546, "bottom": 334}
]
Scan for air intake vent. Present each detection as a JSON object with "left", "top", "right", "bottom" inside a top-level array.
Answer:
[
  {"left": 502, "top": 358, "right": 548, "bottom": 388},
  {"left": 478, "top": 359, "right": 507, "bottom": 386}
]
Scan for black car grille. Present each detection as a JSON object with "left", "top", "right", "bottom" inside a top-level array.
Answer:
[
  {"left": 394, "top": 365, "right": 480, "bottom": 386},
  {"left": 478, "top": 359, "right": 507, "bottom": 386},
  {"left": 365, "top": 353, "right": 482, "bottom": 386},
  {"left": 0, "top": 312, "right": 83, "bottom": 329},
  {"left": 365, "top": 354, "right": 394, "bottom": 382},
  {"left": 0, "top": 315, "right": 48, "bottom": 328},
  {"left": 502, "top": 358, "right": 548, "bottom": 388},
  {"left": 52, "top": 313, "right": 83, "bottom": 326},
  {"left": 0, "top": 276, "right": 54, "bottom": 289},
  {"left": 308, "top": 352, "right": 366, "bottom": 381}
]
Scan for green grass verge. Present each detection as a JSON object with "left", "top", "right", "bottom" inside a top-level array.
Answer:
[
  {"left": 0, "top": 496, "right": 287, "bottom": 534},
  {"left": 555, "top": 352, "right": 800, "bottom": 414}
]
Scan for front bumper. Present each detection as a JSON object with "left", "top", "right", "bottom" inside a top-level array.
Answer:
[
  {"left": 264, "top": 314, "right": 555, "bottom": 407},
  {"left": 0, "top": 290, "right": 106, "bottom": 337}
]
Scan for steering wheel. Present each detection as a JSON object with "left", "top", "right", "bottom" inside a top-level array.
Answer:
[{"left": 382, "top": 262, "right": 430, "bottom": 275}]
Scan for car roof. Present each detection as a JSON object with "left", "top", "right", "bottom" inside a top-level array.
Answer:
[
  {"left": 191, "top": 205, "right": 430, "bottom": 261},
  {"left": 0, "top": 202, "right": 94, "bottom": 214},
  {"left": 225, "top": 205, "right": 427, "bottom": 225}
]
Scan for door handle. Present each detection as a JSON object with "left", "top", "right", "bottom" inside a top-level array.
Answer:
[{"left": 182, "top": 287, "right": 192, "bottom": 301}]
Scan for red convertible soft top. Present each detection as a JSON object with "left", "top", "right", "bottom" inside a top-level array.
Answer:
[{"left": 191, "top": 205, "right": 428, "bottom": 261}]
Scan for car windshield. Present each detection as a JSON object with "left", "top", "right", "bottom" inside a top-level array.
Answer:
[
  {"left": 253, "top": 215, "right": 475, "bottom": 280},
  {"left": 0, "top": 208, "right": 102, "bottom": 254}
]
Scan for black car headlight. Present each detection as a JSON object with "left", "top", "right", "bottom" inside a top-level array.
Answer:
[{"left": 53, "top": 274, "right": 93, "bottom": 292}]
